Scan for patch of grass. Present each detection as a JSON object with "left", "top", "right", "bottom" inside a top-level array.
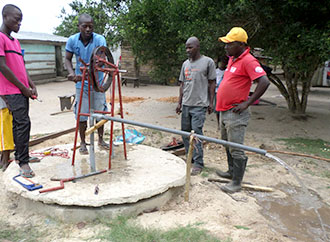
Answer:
[
  {"left": 95, "top": 216, "right": 223, "bottom": 242},
  {"left": 201, "top": 171, "right": 209, "bottom": 177},
  {"left": 0, "top": 221, "right": 43, "bottom": 242},
  {"left": 204, "top": 166, "right": 217, "bottom": 173},
  {"left": 278, "top": 137, "right": 330, "bottom": 159},
  {"left": 201, "top": 167, "right": 217, "bottom": 177},
  {"left": 234, "top": 225, "right": 250, "bottom": 230},
  {"left": 303, "top": 169, "right": 317, "bottom": 177},
  {"left": 321, "top": 170, "right": 330, "bottom": 179},
  {"left": 305, "top": 159, "right": 318, "bottom": 165}
]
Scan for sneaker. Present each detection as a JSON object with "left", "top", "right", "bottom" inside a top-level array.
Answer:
[{"left": 191, "top": 166, "right": 202, "bottom": 176}]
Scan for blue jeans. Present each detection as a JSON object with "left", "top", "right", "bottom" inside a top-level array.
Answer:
[
  {"left": 74, "top": 87, "right": 108, "bottom": 122},
  {"left": 220, "top": 108, "right": 250, "bottom": 160},
  {"left": 181, "top": 105, "right": 207, "bottom": 168}
]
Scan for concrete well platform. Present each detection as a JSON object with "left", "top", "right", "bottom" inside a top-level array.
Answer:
[{"left": 3, "top": 144, "right": 186, "bottom": 222}]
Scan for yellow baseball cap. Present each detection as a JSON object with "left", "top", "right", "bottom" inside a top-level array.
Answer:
[{"left": 218, "top": 27, "right": 248, "bottom": 43}]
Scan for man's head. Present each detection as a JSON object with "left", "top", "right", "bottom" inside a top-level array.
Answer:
[
  {"left": 185, "top": 36, "right": 200, "bottom": 60},
  {"left": 2, "top": 4, "right": 22, "bottom": 33},
  {"left": 218, "top": 27, "right": 248, "bottom": 57},
  {"left": 78, "top": 13, "right": 94, "bottom": 40},
  {"left": 218, "top": 55, "right": 229, "bottom": 70}
]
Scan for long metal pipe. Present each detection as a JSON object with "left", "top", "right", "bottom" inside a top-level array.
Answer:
[
  {"left": 91, "top": 114, "right": 267, "bottom": 155},
  {"left": 93, "top": 114, "right": 329, "bottom": 241}
]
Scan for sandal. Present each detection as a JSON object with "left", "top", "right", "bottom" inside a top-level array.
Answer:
[
  {"left": 19, "top": 168, "right": 35, "bottom": 178},
  {"left": 29, "top": 157, "right": 41, "bottom": 163},
  {"left": 98, "top": 142, "right": 110, "bottom": 150},
  {"left": 79, "top": 145, "right": 89, "bottom": 155}
]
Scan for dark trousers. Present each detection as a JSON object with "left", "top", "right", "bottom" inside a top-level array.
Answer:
[
  {"left": 181, "top": 105, "right": 207, "bottom": 168},
  {"left": 5, "top": 94, "right": 30, "bottom": 166}
]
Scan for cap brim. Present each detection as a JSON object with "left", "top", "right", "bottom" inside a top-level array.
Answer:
[{"left": 218, "top": 36, "right": 233, "bottom": 43}]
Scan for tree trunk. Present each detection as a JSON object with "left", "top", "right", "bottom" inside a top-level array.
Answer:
[
  {"left": 274, "top": 67, "right": 313, "bottom": 114},
  {"left": 284, "top": 71, "right": 297, "bottom": 112}
]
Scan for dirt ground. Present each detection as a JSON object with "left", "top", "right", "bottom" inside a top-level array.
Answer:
[{"left": 1, "top": 81, "right": 329, "bottom": 241}]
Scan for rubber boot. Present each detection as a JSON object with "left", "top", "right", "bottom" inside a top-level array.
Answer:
[
  {"left": 221, "top": 157, "right": 247, "bottom": 193},
  {"left": 216, "top": 148, "right": 233, "bottom": 179}
]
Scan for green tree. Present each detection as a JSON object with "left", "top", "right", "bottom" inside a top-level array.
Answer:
[
  {"left": 115, "top": 0, "right": 239, "bottom": 84},
  {"left": 54, "top": 0, "right": 127, "bottom": 43},
  {"left": 118, "top": 0, "right": 329, "bottom": 113},
  {"left": 55, "top": 0, "right": 330, "bottom": 113},
  {"left": 245, "top": 0, "right": 330, "bottom": 114}
]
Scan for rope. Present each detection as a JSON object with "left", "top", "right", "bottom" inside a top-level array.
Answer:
[{"left": 30, "top": 147, "right": 70, "bottom": 160}]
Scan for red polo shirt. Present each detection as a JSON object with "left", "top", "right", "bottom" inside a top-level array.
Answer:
[{"left": 216, "top": 48, "right": 266, "bottom": 111}]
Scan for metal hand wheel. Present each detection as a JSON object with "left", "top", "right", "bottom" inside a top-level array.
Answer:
[{"left": 89, "top": 46, "right": 115, "bottom": 92}]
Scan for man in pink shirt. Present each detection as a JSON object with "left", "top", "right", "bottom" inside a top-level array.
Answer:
[
  {"left": 216, "top": 27, "right": 270, "bottom": 193},
  {"left": 0, "top": 4, "right": 38, "bottom": 177}
]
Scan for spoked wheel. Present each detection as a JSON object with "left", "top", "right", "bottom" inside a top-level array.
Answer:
[{"left": 89, "top": 46, "right": 115, "bottom": 92}]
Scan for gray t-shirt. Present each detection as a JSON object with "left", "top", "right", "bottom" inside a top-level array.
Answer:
[
  {"left": 179, "top": 55, "right": 216, "bottom": 107},
  {"left": 0, "top": 97, "right": 7, "bottom": 110}
]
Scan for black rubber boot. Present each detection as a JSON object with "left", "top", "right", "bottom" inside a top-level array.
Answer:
[
  {"left": 216, "top": 148, "right": 233, "bottom": 179},
  {"left": 221, "top": 180, "right": 242, "bottom": 193},
  {"left": 221, "top": 157, "right": 247, "bottom": 193}
]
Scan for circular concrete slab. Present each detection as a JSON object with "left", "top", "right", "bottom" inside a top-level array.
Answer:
[{"left": 3, "top": 144, "right": 186, "bottom": 221}]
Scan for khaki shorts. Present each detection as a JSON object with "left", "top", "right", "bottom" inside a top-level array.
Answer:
[{"left": 0, "top": 108, "right": 14, "bottom": 151}]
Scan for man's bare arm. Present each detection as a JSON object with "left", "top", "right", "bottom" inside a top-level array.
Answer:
[
  {"left": 65, "top": 51, "right": 76, "bottom": 82},
  {"left": 208, "top": 79, "right": 216, "bottom": 114},
  {"left": 232, "top": 75, "right": 270, "bottom": 113},
  {"left": 176, "top": 81, "right": 184, "bottom": 114}
]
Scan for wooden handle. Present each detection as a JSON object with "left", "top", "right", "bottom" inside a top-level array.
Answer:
[
  {"left": 184, "top": 131, "right": 195, "bottom": 202},
  {"left": 208, "top": 178, "right": 274, "bottom": 192},
  {"left": 85, "top": 119, "right": 108, "bottom": 136}
]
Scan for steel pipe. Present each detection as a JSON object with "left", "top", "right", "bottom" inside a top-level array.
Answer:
[{"left": 91, "top": 114, "right": 267, "bottom": 155}]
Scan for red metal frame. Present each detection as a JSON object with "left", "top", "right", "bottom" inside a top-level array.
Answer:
[{"left": 71, "top": 49, "right": 127, "bottom": 170}]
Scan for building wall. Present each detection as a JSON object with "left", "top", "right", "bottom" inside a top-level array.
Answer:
[
  {"left": 20, "top": 42, "right": 68, "bottom": 81},
  {"left": 22, "top": 43, "right": 56, "bottom": 78},
  {"left": 120, "top": 42, "right": 152, "bottom": 81},
  {"left": 121, "top": 43, "right": 137, "bottom": 78}
]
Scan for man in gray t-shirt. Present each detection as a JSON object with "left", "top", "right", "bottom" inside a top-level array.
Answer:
[{"left": 176, "top": 36, "right": 216, "bottom": 176}]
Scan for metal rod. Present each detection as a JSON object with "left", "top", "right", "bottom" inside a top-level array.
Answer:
[
  {"left": 109, "top": 73, "right": 116, "bottom": 170},
  {"left": 72, "top": 67, "right": 87, "bottom": 166},
  {"left": 91, "top": 114, "right": 267, "bottom": 155},
  {"left": 40, "top": 170, "right": 107, "bottom": 193},
  {"left": 117, "top": 72, "right": 127, "bottom": 159},
  {"left": 89, "top": 90, "right": 96, "bottom": 172},
  {"left": 50, "top": 169, "right": 107, "bottom": 181}
]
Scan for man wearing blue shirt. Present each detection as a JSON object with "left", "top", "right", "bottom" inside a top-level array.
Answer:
[{"left": 65, "top": 13, "right": 109, "bottom": 155}]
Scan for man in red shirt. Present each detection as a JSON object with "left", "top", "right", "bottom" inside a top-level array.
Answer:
[{"left": 216, "top": 27, "right": 270, "bottom": 193}]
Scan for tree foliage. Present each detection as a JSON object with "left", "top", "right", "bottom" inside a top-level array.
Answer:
[
  {"left": 55, "top": 0, "right": 330, "bottom": 114},
  {"left": 54, "top": 0, "right": 127, "bottom": 46},
  {"left": 246, "top": 0, "right": 330, "bottom": 113},
  {"left": 114, "top": 0, "right": 233, "bottom": 83}
]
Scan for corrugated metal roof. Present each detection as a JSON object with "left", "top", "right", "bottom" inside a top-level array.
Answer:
[{"left": 12, "top": 31, "right": 68, "bottom": 43}]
